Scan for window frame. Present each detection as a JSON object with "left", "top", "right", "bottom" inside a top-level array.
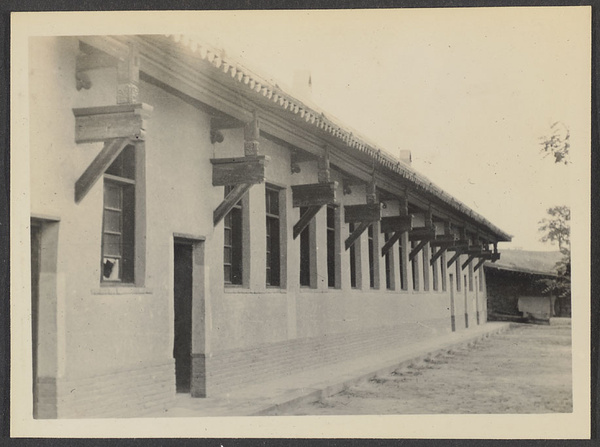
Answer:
[
  {"left": 265, "top": 184, "right": 282, "bottom": 288},
  {"left": 101, "top": 145, "right": 138, "bottom": 285},
  {"left": 223, "top": 185, "right": 245, "bottom": 287}
]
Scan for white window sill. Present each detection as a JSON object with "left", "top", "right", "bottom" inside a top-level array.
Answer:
[{"left": 92, "top": 287, "right": 153, "bottom": 295}]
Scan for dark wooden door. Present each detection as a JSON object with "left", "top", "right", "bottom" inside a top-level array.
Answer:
[
  {"left": 173, "top": 242, "right": 193, "bottom": 393},
  {"left": 30, "top": 224, "right": 41, "bottom": 416}
]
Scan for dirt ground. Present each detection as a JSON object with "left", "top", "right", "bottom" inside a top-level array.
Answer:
[{"left": 283, "top": 322, "right": 572, "bottom": 415}]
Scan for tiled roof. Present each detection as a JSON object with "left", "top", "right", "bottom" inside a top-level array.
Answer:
[
  {"left": 484, "top": 250, "right": 563, "bottom": 276},
  {"left": 164, "top": 34, "right": 511, "bottom": 241}
]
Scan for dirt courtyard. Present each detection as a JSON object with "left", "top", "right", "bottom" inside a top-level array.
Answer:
[{"left": 281, "top": 322, "right": 572, "bottom": 415}]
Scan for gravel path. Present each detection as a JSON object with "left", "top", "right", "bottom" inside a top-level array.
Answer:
[{"left": 283, "top": 322, "right": 572, "bottom": 415}]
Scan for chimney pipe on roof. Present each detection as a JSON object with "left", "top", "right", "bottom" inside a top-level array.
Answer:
[
  {"left": 399, "top": 150, "right": 412, "bottom": 165},
  {"left": 293, "top": 69, "right": 312, "bottom": 101}
]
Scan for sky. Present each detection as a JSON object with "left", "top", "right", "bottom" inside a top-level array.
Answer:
[{"left": 172, "top": 7, "right": 589, "bottom": 252}]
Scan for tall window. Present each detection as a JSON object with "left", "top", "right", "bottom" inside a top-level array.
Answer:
[
  {"left": 349, "top": 222, "right": 358, "bottom": 289},
  {"left": 432, "top": 249, "right": 439, "bottom": 291},
  {"left": 384, "top": 233, "right": 393, "bottom": 290},
  {"left": 266, "top": 186, "right": 281, "bottom": 287},
  {"left": 223, "top": 185, "right": 243, "bottom": 285},
  {"left": 422, "top": 245, "right": 430, "bottom": 291},
  {"left": 411, "top": 241, "right": 419, "bottom": 291},
  {"left": 299, "top": 207, "right": 311, "bottom": 287},
  {"left": 441, "top": 253, "right": 447, "bottom": 292},
  {"left": 468, "top": 261, "right": 474, "bottom": 291},
  {"left": 456, "top": 257, "right": 462, "bottom": 292},
  {"left": 102, "top": 145, "right": 135, "bottom": 283},
  {"left": 326, "top": 206, "right": 337, "bottom": 288},
  {"left": 398, "top": 237, "right": 407, "bottom": 290},
  {"left": 368, "top": 224, "right": 376, "bottom": 289}
]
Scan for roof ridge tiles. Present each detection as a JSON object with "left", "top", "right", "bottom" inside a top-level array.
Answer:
[{"left": 162, "top": 34, "right": 511, "bottom": 241}]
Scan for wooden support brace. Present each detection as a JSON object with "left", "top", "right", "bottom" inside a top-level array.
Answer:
[
  {"left": 213, "top": 183, "right": 251, "bottom": 226},
  {"left": 345, "top": 221, "right": 370, "bottom": 251},
  {"left": 381, "top": 231, "right": 402, "bottom": 257},
  {"left": 74, "top": 137, "right": 132, "bottom": 203},
  {"left": 409, "top": 239, "right": 429, "bottom": 262},
  {"left": 430, "top": 244, "right": 451, "bottom": 266},
  {"left": 474, "top": 257, "right": 487, "bottom": 272},
  {"left": 447, "top": 249, "right": 463, "bottom": 268},
  {"left": 293, "top": 205, "right": 322, "bottom": 239},
  {"left": 461, "top": 254, "right": 476, "bottom": 271}
]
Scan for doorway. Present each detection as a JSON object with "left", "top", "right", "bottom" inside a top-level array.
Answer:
[
  {"left": 173, "top": 241, "right": 193, "bottom": 393},
  {"left": 31, "top": 223, "right": 41, "bottom": 417}
]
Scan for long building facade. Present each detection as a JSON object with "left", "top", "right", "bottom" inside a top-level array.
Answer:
[{"left": 28, "top": 35, "right": 511, "bottom": 418}]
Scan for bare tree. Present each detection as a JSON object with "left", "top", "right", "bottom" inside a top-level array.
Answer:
[{"left": 539, "top": 121, "right": 570, "bottom": 165}]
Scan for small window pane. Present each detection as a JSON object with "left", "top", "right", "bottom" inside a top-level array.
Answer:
[
  {"left": 103, "top": 234, "right": 121, "bottom": 257},
  {"left": 103, "top": 209, "right": 121, "bottom": 233},
  {"left": 104, "top": 184, "right": 122, "bottom": 209}
]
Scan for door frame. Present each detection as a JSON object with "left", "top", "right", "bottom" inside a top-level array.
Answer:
[{"left": 172, "top": 233, "right": 206, "bottom": 397}]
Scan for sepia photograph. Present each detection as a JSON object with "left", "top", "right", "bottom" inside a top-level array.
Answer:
[{"left": 9, "top": 7, "right": 591, "bottom": 438}]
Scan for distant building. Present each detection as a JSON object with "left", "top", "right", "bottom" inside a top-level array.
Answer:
[
  {"left": 28, "top": 35, "right": 510, "bottom": 418},
  {"left": 484, "top": 250, "right": 570, "bottom": 322}
]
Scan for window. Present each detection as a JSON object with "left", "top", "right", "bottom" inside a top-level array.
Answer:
[
  {"left": 422, "top": 244, "right": 430, "bottom": 292},
  {"left": 224, "top": 185, "right": 243, "bottom": 285},
  {"left": 299, "top": 207, "right": 311, "bottom": 287},
  {"left": 456, "top": 257, "right": 462, "bottom": 292},
  {"left": 368, "top": 224, "right": 377, "bottom": 289},
  {"left": 479, "top": 271, "right": 483, "bottom": 291},
  {"left": 326, "top": 206, "right": 337, "bottom": 288},
  {"left": 102, "top": 146, "right": 136, "bottom": 283},
  {"left": 411, "top": 241, "right": 419, "bottom": 291},
  {"left": 441, "top": 253, "right": 447, "bottom": 292},
  {"left": 265, "top": 186, "right": 281, "bottom": 287},
  {"left": 349, "top": 222, "right": 359, "bottom": 289},
  {"left": 432, "top": 249, "right": 439, "bottom": 292},
  {"left": 398, "top": 236, "right": 407, "bottom": 290},
  {"left": 468, "top": 261, "right": 474, "bottom": 291},
  {"left": 384, "top": 233, "right": 393, "bottom": 290}
]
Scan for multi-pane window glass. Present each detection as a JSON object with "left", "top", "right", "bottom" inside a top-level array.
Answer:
[
  {"left": 102, "top": 146, "right": 135, "bottom": 283},
  {"left": 349, "top": 222, "right": 358, "bottom": 289},
  {"left": 265, "top": 186, "right": 281, "bottom": 287},
  {"left": 432, "top": 249, "right": 439, "bottom": 291},
  {"left": 422, "top": 246, "right": 429, "bottom": 291},
  {"left": 384, "top": 233, "right": 392, "bottom": 290},
  {"left": 299, "top": 207, "right": 311, "bottom": 287},
  {"left": 224, "top": 185, "right": 243, "bottom": 285},
  {"left": 326, "top": 206, "right": 337, "bottom": 288},
  {"left": 456, "top": 258, "right": 462, "bottom": 292},
  {"left": 398, "top": 237, "right": 407, "bottom": 290},
  {"left": 441, "top": 254, "right": 447, "bottom": 292},
  {"left": 368, "top": 224, "right": 375, "bottom": 289},
  {"left": 411, "top": 241, "right": 419, "bottom": 291}
]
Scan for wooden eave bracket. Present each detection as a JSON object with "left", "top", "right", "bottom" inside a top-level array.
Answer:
[
  {"left": 72, "top": 103, "right": 153, "bottom": 204},
  {"left": 291, "top": 182, "right": 339, "bottom": 239},
  {"left": 211, "top": 155, "right": 270, "bottom": 226},
  {"left": 74, "top": 137, "right": 133, "bottom": 203},
  {"left": 344, "top": 203, "right": 381, "bottom": 250},
  {"left": 211, "top": 155, "right": 270, "bottom": 187},
  {"left": 380, "top": 215, "right": 413, "bottom": 257},
  {"left": 213, "top": 183, "right": 252, "bottom": 226},
  {"left": 73, "top": 103, "right": 152, "bottom": 144}
]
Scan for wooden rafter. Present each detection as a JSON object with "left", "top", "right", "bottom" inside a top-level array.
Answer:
[
  {"left": 213, "top": 183, "right": 251, "bottom": 226},
  {"left": 75, "top": 137, "right": 132, "bottom": 203}
]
